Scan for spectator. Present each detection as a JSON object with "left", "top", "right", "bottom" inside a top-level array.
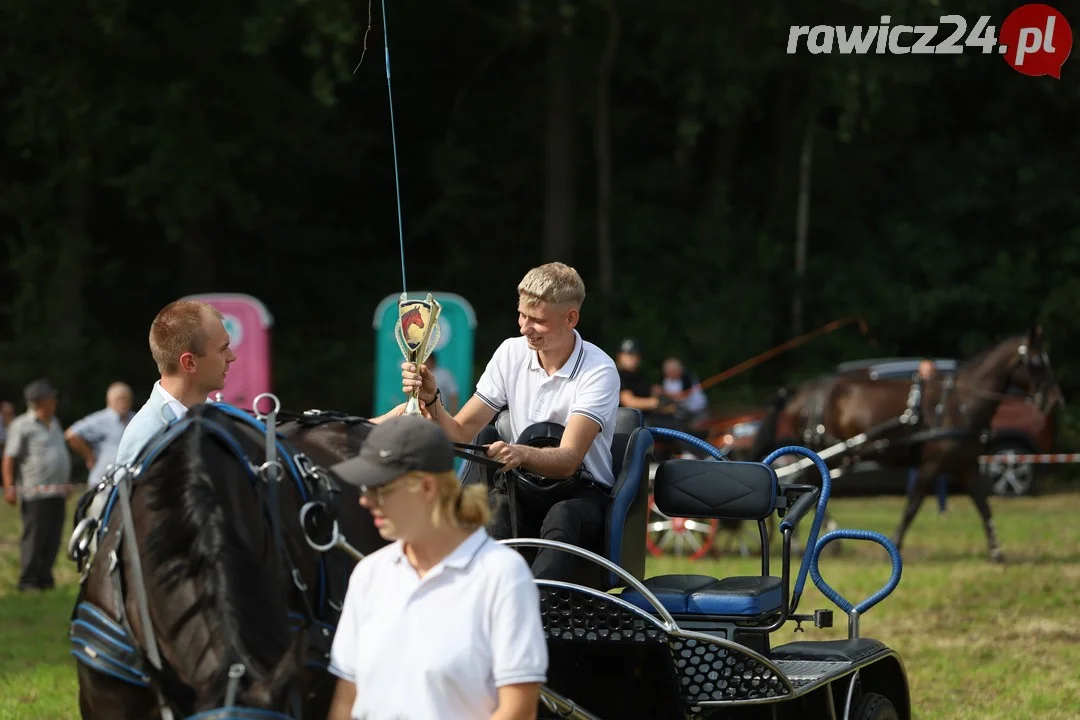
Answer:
[
  {"left": 65, "top": 382, "right": 134, "bottom": 485},
  {"left": 615, "top": 339, "right": 663, "bottom": 413},
  {"left": 660, "top": 357, "right": 709, "bottom": 425},
  {"left": 424, "top": 353, "right": 459, "bottom": 413},
  {"left": 2, "top": 379, "right": 72, "bottom": 593}
]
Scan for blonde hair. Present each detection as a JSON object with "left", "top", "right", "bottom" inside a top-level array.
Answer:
[
  {"left": 149, "top": 300, "right": 224, "bottom": 375},
  {"left": 403, "top": 470, "right": 491, "bottom": 530},
  {"left": 517, "top": 262, "right": 585, "bottom": 309}
]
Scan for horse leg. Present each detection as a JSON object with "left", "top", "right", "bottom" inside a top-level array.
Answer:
[
  {"left": 968, "top": 467, "right": 1004, "bottom": 563},
  {"left": 891, "top": 465, "right": 932, "bottom": 551}
]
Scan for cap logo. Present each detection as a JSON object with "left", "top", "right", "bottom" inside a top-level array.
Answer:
[{"left": 378, "top": 449, "right": 392, "bottom": 458}]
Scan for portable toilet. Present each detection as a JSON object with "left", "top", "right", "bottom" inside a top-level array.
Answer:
[{"left": 182, "top": 293, "right": 273, "bottom": 410}]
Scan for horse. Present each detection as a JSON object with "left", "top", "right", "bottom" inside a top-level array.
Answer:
[
  {"left": 748, "top": 327, "right": 1063, "bottom": 563},
  {"left": 72, "top": 403, "right": 387, "bottom": 720}
]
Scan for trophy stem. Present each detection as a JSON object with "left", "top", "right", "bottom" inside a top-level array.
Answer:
[{"left": 404, "top": 351, "right": 423, "bottom": 415}]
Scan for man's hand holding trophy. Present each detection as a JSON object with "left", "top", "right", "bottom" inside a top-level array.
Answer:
[{"left": 395, "top": 291, "right": 443, "bottom": 416}]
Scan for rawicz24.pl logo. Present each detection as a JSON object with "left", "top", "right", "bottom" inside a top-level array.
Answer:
[{"left": 786, "top": 3, "right": 1073, "bottom": 78}]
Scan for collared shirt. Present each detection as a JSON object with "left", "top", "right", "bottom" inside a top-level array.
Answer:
[
  {"left": 114, "top": 381, "right": 190, "bottom": 468},
  {"left": 3, "top": 411, "right": 71, "bottom": 499},
  {"left": 474, "top": 330, "right": 620, "bottom": 488},
  {"left": 155, "top": 382, "right": 188, "bottom": 421},
  {"left": 67, "top": 407, "right": 133, "bottom": 484},
  {"left": 328, "top": 528, "right": 548, "bottom": 720}
]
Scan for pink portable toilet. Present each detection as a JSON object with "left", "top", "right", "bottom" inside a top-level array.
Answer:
[{"left": 181, "top": 293, "right": 273, "bottom": 409}]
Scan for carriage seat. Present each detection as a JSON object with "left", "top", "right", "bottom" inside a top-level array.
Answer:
[
  {"left": 619, "top": 459, "right": 785, "bottom": 620},
  {"left": 471, "top": 407, "right": 653, "bottom": 590}
]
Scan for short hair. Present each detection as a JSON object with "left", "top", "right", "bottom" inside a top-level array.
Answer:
[
  {"left": 106, "top": 382, "right": 132, "bottom": 402},
  {"left": 149, "top": 300, "right": 223, "bottom": 375},
  {"left": 517, "top": 262, "right": 586, "bottom": 309}
]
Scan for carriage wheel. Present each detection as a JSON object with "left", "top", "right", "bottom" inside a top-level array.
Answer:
[{"left": 645, "top": 493, "right": 719, "bottom": 561}]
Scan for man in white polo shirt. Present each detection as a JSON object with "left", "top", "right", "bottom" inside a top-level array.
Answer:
[{"left": 401, "top": 262, "right": 620, "bottom": 580}]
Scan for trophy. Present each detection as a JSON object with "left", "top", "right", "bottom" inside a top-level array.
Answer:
[{"left": 395, "top": 291, "right": 442, "bottom": 415}]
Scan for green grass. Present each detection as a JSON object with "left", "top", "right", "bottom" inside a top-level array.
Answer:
[{"left": 2, "top": 494, "right": 1079, "bottom": 719}]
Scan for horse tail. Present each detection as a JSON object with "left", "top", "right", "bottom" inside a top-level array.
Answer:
[{"left": 748, "top": 387, "right": 792, "bottom": 462}]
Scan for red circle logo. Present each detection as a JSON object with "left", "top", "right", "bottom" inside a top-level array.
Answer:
[{"left": 1000, "top": 4, "right": 1073, "bottom": 78}]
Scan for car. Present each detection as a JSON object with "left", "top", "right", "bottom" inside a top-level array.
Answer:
[{"left": 709, "top": 357, "right": 1056, "bottom": 497}]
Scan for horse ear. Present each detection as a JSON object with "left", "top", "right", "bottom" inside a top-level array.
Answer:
[{"left": 1028, "top": 323, "right": 1044, "bottom": 348}]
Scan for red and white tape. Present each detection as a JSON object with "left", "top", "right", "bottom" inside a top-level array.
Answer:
[
  {"left": 9, "top": 483, "right": 88, "bottom": 498},
  {"left": 978, "top": 453, "right": 1080, "bottom": 465}
]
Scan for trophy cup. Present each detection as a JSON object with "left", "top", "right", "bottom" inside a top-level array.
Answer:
[{"left": 395, "top": 291, "right": 442, "bottom": 415}]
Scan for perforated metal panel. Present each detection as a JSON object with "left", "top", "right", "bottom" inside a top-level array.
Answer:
[
  {"left": 540, "top": 587, "right": 668, "bottom": 643},
  {"left": 669, "top": 637, "right": 790, "bottom": 702}
]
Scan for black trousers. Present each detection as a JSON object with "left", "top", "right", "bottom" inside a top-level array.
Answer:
[
  {"left": 19, "top": 496, "right": 66, "bottom": 590},
  {"left": 489, "top": 483, "right": 608, "bottom": 582}
]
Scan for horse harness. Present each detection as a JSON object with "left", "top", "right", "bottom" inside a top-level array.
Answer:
[{"left": 68, "top": 399, "right": 353, "bottom": 720}]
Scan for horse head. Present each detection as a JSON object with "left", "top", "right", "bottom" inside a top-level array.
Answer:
[
  {"left": 131, "top": 403, "right": 315, "bottom": 715},
  {"left": 1008, "top": 324, "right": 1065, "bottom": 413}
]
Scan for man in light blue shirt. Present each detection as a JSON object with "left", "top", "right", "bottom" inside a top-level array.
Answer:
[
  {"left": 65, "top": 382, "right": 134, "bottom": 485},
  {"left": 115, "top": 299, "right": 238, "bottom": 467}
]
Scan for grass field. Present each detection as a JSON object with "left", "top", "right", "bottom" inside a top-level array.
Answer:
[{"left": 2, "top": 493, "right": 1079, "bottom": 719}]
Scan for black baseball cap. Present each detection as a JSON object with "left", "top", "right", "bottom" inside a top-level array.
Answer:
[
  {"left": 619, "top": 338, "right": 641, "bottom": 354},
  {"left": 24, "top": 379, "right": 57, "bottom": 404},
  {"left": 330, "top": 415, "right": 455, "bottom": 491}
]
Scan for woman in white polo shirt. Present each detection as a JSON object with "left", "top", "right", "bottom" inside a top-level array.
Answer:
[{"left": 326, "top": 415, "right": 548, "bottom": 720}]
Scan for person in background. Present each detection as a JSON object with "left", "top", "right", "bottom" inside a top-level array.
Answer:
[
  {"left": 65, "top": 382, "right": 134, "bottom": 485},
  {"left": 2, "top": 379, "right": 72, "bottom": 592},
  {"left": 615, "top": 339, "right": 664, "bottom": 414},
  {"left": 659, "top": 357, "right": 709, "bottom": 423},
  {"left": 424, "top": 352, "right": 459, "bottom": 413},
  {"left": 326, "top": 416, "right": 547, "bottom": 720},
  {"left": 0, "top": 401, "right": 14, "bottom": 451},
  {"left": 904, "top": 358, "right": 949, "bottom": 513}
]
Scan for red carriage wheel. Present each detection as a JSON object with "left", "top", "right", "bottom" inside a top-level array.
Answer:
[{"left": 645, "top": 493, "right": 720, "bottom": 561}]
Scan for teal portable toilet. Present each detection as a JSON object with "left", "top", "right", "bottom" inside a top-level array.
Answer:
[{"left": 373, "top": 292, "right": 477, "bottom": 417}]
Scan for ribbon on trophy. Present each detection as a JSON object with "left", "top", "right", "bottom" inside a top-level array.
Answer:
[{"left": 395, "top": 292, "right": 442, "bottom": 415}]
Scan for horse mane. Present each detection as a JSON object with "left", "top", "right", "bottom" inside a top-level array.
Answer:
[
  {"left": 956, "top": 334, "right": 1026, "bottom": 376},
  {"left": 141, "top": 404, "right": 296, "bottom": 705}
]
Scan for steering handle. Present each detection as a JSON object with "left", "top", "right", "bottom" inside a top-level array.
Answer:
[{"left": 809, "top": 529, "right": 903, "bottom": 615}]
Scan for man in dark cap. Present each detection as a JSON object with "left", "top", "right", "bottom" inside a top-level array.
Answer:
[
  {"left": 615, "top": 339, "right": 662, "bottom": 413},
  {"left": 2, "top": 379, "right": 72, "bottom": 592}
]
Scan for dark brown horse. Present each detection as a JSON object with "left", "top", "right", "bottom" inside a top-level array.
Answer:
[
  {"left": 72, "top": 405, "right": 386, "bottom": 720},
  {"left": 749, "top": 327, "right": 1063, "bottom": 562}
]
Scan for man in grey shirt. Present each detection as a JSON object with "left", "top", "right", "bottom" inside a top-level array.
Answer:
[
  {"left": 66, "top": 382, "right": 134, "bottom": 485},
  {"left": 2, "top": 379, "right": 72, "bottom": 592}
]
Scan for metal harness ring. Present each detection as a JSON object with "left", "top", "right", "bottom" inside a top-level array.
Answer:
[
  {"left": 299, "top": 501, "right": 341, "bottom": 553},
  {"left": 259, "top": 460, "right": 285, "bottom": 483},
  {"left": 252, "top": 392, "right": 281, "bottom": 420}
]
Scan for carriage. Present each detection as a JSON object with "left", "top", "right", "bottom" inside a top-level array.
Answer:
[{"left": 503, "top": 410, "right": 911, "bottom": 720}]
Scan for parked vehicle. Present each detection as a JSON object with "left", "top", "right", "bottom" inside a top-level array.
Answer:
[{"left": 704, "top": 357, "right": 1056, "bottom": 497}]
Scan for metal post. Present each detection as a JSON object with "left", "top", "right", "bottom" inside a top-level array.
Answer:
[{"left": 847, "top": 609, "right": 860, "bottom": 639}]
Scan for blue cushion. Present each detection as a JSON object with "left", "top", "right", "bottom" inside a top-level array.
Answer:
[{"left": 620, "top": 574, "right": 782, "bottom": 617}]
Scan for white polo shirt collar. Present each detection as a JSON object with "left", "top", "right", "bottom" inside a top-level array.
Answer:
[
  {"left": 527, "top": 330, "right": 586, "bottom": 378},
  {"left": 387, "top": 527, "right": 490, "bottom": 576}
]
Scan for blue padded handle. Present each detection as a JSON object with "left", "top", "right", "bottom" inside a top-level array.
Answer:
[
  {"left": 646, "top": 427, "right": 729, "bottom": 461},
  {"left": 809, "top": 529, "right": 903, "bottom": 614},
  {"left": 762, "top": 445, "right": 831, "bottom": 599}
]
